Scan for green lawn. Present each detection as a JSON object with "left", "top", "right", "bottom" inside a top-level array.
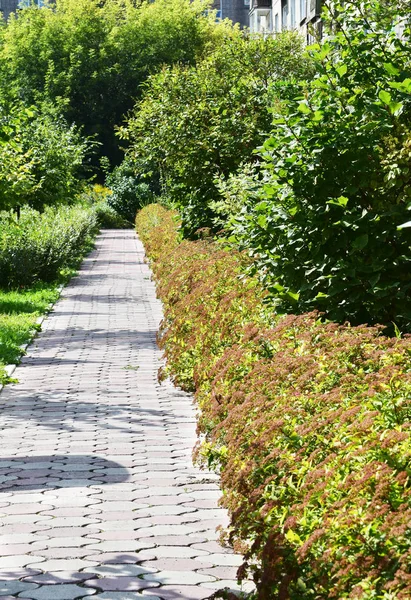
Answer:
[{"left": 0, "top": 285, "right": 61, "bottom": 384}]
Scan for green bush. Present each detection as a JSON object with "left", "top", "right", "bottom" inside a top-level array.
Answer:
[
  {"left": 123, "top": 30, "right": 312, "bottom": 235},
  {"left": 81, "top": 184, "right": 130, "bottom": 228},
  {"left": 226, "top": 0, "right": 411, "bottom": 331},
  {"left": 136, "top": 204, "right": 411, "bottom": 600},
  {"left": 0, "top": 104, "right": 90, "bottom": 212},
  {"left": 93, "top": 200, "right": 130, "bottom": 229},
  {"left": 106, "top": 161, "right": 155, "bottom": 223},
  {"left": 0, "top": 204, "right": 97, "bottom": 287}
]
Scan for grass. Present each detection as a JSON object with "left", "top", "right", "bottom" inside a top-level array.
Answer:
[{"left": 0, "top": 283, "right": 63, "bottom": 385}]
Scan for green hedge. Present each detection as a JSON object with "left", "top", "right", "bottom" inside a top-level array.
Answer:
[
  {"left": 136, "top": 204, "right": 411, "bottom": 600},
  {"left": 0, "top": 205, "right": 97, "bottom": 287}
]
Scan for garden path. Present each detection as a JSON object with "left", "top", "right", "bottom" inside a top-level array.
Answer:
[{"left": 0, "top": 230, "right": 251, "bottom": 600}]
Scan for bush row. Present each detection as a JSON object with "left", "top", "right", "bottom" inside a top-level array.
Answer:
[
  {"left": 0, "top": 204, "right": 98, "bottom": 287},
  {"left": 136, "top": 204, "right": 411, "bottom": 600}
]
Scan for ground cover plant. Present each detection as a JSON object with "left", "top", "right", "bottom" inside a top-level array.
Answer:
[{"left": 136, "top": 204, "right": 411, "bottom": 600}]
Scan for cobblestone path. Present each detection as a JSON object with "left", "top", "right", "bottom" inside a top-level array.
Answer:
[{"left": 0, "top": 231, "right": 250, "bottom": 600}]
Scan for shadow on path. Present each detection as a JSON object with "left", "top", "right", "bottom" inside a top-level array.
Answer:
[{"left": 0, "top": 455, "right": 130, "bottom": 492}]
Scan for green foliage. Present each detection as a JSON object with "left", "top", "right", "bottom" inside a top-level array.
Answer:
[
  {"left": 82, "top": 184, "right": 130, "bottom": 228},
  {"left": 106, "top": 160, "right": 155, "bottom": 223},
  {"left": 0, "top": 0, "right": 220, "bottom": 164},
  {"left": 136, "top": 204, "right": 411, "bottom": 600},
  {"left": 0, "top": 104, "right": 89, "bottom": 211},
  {"left": 226, "top": 0, "right": 411, "bottom": 331},
  {"left": 123, "top": 30, "right": 312, "bottom": 235},
  {"left": 0, "top": 204, "right": 97, "bottom": 287},
  {"left": 0, "top": 284, "right": 60, "bottom": 384}
]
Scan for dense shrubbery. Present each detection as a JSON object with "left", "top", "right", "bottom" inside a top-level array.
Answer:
[
  {"left": 124, "top": 30, "right": 311, "bottom": 235},
  {"left": 129, "top": 0, "right": 411, "bottom": 332},
  {"left": 0, "top": 204, "right": 97, "bottom": 287},
  {"left": 0, "top": 0, "right": 221, "bottom": 164},
  {"left": 82, "top": 184, "right": 130, "bottom": 229},
  {"left": 136, "top": 204, "right": 411, "bottom": 600},
  {"left": 223, "top": 0, "right": 411, "bottom": 331}
]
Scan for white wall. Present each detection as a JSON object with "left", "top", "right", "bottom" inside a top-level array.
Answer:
[{"left": 250, "top": 0, "right": 309, "bottom": 35}]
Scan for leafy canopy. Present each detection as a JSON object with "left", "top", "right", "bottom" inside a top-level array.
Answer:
[
  {"left": 122, "top": 29, "right": 312, "bottom": 235},
  {"left": 0, "top": 0, "right": 218, "bottom": 164}
]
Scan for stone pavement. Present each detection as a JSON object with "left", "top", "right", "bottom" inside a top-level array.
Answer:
[{"left": 0, "top": 231, "right": 253, "bottom": 600}]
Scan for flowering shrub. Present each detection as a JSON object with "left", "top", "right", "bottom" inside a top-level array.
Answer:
[{"left": 136, "top": 204, "right": 411, "bottom": 600}]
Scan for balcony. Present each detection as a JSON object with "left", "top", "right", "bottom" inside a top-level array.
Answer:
[{"left": 251, "top": 0, "right": 272, "bottom": 9}]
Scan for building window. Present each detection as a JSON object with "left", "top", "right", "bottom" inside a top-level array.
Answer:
[
  {"left": 300, "top": 0, "right": 306, "bottom": 21},
  {"left": 281, "top": 0, "right": 288, "bottom": 29},
  {"left": 274, "top": 12, "right": 279, "bottom": 31},
  {"left": 290, "top": 0, "right": 295, "bottom": 27}
]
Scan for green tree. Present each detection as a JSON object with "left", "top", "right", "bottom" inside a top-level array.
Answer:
[
  {"left": 121, "top": 29, "right": 312, "bottom": 235},
  {"left": 0, "top": 104, "right": 89, "bottom": 211},
  {"left": 0, "top": 0, "right": 218, "bottom": 165}
]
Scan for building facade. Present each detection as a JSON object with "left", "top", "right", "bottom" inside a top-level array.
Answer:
[
  {"left": 212, "top": 0, "right": 250, "bottom": 29},
  {"left": 0, "top": 0, "right": 19, "bottom": 21},
  {"left": 1, "top": 0, "right": 46, "bottom": 20},
  {"left": 249, "top": 0, "right": 322, "bottom": 38}
]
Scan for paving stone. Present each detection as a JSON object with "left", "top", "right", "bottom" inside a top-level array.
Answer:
[
  {"left": 0, "top": 504, "right": 55, "bottom": 515},
  {"left": 43, "top": 537, "right": 100, "bottom": 548},
  {"left": 142, "top": 559, "right": 214, "bottom": 572},
  {"left": 138, "top": 547, "right": 209, "bottom": 559},
  {"left": 196, "top": 554, "right": 243, "bottom": 567},
  {"left": 0, "top": 555, "right": 46, "bottom": 568},
  {"left": 22, "top": 573, "right": 95, "bottom": 585},
  {"left": 84, "top": 578, "right": 159, "bottom": 592},
  {"left": 202, "top": 580, "right": 256, "bottom": 593},
  {"left": 30, "top": 559, "right": 99, "bottom": 572},
  {"left": 94, "top": 595, "right": 159, "bottom": 600},
  {"left": 20, "top": 584, "right": 96, "bottom": 599},
  {"left": 142, "top": 571, "right": 216, "bottom": 585},
  {"left": 0, "top": 543, "right": 48, "bottom": 556},
  {"left": 83, "top": 565, "right": 158, "bottom": 577},
  {"left": 142, "top": 586, "right": 212, "bottom": 599},
  {"left": 86, "top": 541, "right": 156, "bottom": 552},
  {"left": 0, "top": 581, "right": 39, "bottom": 596},
  {"left": 39, "top": 527, "right": 100, "bottom": 537},
  {"left": 139, "top": 535, "right": 207, "bottom": 547},
  {"left": 191, "top": 542, "right": 234, "bottom": 554},
  {"left": 197, "top": 566, "right": 240, "bottom": 580}
]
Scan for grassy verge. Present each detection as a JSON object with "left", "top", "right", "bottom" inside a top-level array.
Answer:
[
  {"left": 0, "top": 204, "right": 99, "bottom": 386},
  {"left": 0, "top": 284, "right": 61, "bottom": 384}
]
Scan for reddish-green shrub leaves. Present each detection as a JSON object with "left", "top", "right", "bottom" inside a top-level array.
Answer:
[{"left": 136, "top": 204, "right": 411, "bottom": 600}]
